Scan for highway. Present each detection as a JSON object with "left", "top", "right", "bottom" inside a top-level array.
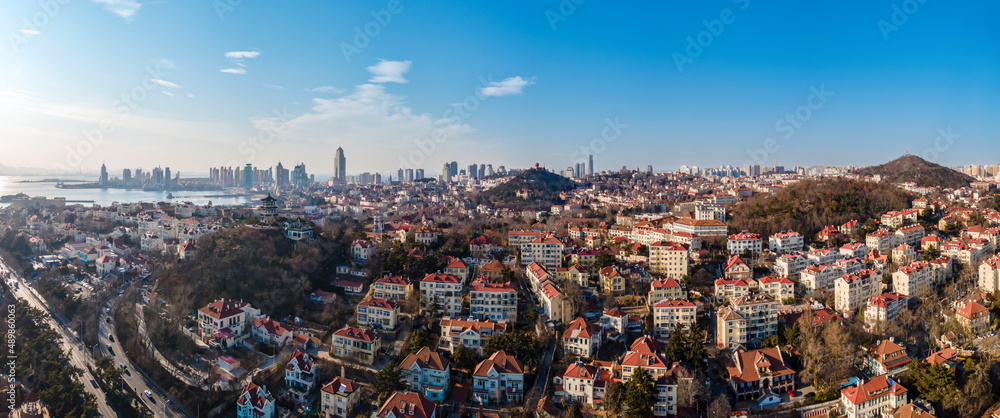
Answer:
[{"left": 0, "top": 259, "right": 117, "bottom": 418}]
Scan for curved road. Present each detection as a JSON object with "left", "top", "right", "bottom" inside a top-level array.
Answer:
[{"left": 97, "top": 281, "right": 191, "bottom": 418}]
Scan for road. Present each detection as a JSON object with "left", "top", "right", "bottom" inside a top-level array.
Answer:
[
  {"left": 98, "top": 283, "right": 191, "bottom": 417},
  {"left": 0, "top": 260, "right": 117, "bottom": 418}
]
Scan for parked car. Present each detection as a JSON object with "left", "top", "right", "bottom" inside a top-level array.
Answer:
[{"left": 144, "top": 390, "right": 153, "bottom": 399}]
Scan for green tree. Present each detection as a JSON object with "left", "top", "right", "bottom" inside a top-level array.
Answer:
[
  {"left": 372, "top": 358, "right": 405, "bottom": 404},
  {"left": 593, "top": 251, "right": 617, "bottom": 270},
  {"left": 453, "top": 344, "right": 480, "bottom": 372},
  {"left": 762, "top": 335, "right": 780, "bottom": 347},
  {"left": 665, "top": 323, "right": 687, "bottom": 362},
  {"left": 605, "top": 381, "right": 626, "bottom": 417},
  {"left": 923, "top": 245, "right": 941, "bottom": 261},
  {"left": 483, "top": 330, "right": 540, "bottom": 371},
  {"left": 687, "top": 322, "right": 706, "bottom": 364},
  {"left": 625, "top": 367, "right": 657, "bottom": 418}
]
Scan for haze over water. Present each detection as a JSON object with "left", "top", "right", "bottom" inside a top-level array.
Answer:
[{"left": 0, "top": 175, "right": 255, "bottom": 207}]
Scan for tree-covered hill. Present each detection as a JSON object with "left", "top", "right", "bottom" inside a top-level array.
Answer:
[
  {"left": 855, "top": 154, "right": 974, "bottom": 189},
  {"left": 476, "top": 167, "right": 579, "bottom": 210},
  {"left": 728, "top": 178, "right": 912, "bottom": 240}
]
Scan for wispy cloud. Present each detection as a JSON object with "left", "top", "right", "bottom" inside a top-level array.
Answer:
[
  {"left": 20, "top": 29, "right": 39, "bottom": 36},
  {"left": 367, "top": 60, "right": 412, "bottom": 84},
  {"left": 262, "top": 84, "right": 284, "bottom": 90},
  {"left": 225, "top": 51, "right": 261, "bottom": 59},
  {"left": 150, "top": 79, "right": 180, "bottom": 89},
  {"left": 161, "top": 91, "right": 174, "bottom": 97},
  {"left": 307, "top": 86, "right": 344, "bottom": 94},
  {"left": 91, "top": 0, "right": 142, "bottom": 20},
  {"left": 479, "top": 76, "right": 536, "bottom": 97},
  {"left": 220, "top": 68, "right": 247, "bottom": 75},
  {"left": 186, "top": 93, "right": 195, "bottom": 98}
]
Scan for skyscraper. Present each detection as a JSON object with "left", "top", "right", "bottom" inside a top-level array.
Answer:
[
  {"left": 164, "top": 167, "right": 172, "bottom": 188},
  {"left": 398, "top": 168, "right": 405, "bottom": 183},
  {"left": 468, "top": 164, "right": 478, "bottom": 179},
  {"left": 122, "top": 168, "right": 131, "bottom": 183},
  {"left": 588, "top": 155, "right": 594, "bottom": 175},
  {"left": 292, "top": 163, "right": 308, "bottom": 188},
  {"left": 449, "top": 161, "right": 458, "bottom": 178},
  {"left": 99, "top": 163, "right": 109, "bottom": 186},
  {"left": 442, "top": 163, "right": 451, "bottom": 182},
  {"left": 415, "top": 169, "right": 424, "bottom": 180},
  {"left": 276, "top": 162, "right": 290, "bottom": 188},
  {"left": 405, "top": 169, "right": 414, "bottom": 182},
  {"left": 334, "top": 147, "right": 346, "bottom": 182},
  {"left": 244, "top": 163, "right": 253, "bottom": 189}
]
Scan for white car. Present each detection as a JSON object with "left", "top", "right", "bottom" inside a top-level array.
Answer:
[{"left": 144, "top": 390, "right": 153, "bottom": 399}]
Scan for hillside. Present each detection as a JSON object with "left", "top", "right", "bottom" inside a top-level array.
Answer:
[
  {"left": 728, "top": 178, "right": 912, "bottom": 240},
  {"left": 477, "top": 167, "right": 579, "bottom": 210},
  {"left": 152, "top": 226, "right": 347, "bottom": 318},
  {"left": 855, "top": 154, "right": 974, "bottom": 189}
]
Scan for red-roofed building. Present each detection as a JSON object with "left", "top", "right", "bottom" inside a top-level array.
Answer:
[
  {"left": 769, "top": 231, "right": 804, "bottom": 254},
  {"left": 472, "top": 350, "right": 525, "bottom": 404},
  {"left": 864, "top": 339, "right": 911, "bottom": 377},
  {"left": 865, "top": 293, "right": 907, "bottom": 327},
  {"left": 724, "top": 347, "right": 795, "bottom": 402},
  {"left": 469, "top": 235, "right": 495, "bottom": 259},
  {"left": 652, "top": 299, "right": 696, "bottom": 339},
  {"left": 252, "top": 316, "right": 292, "bottom": 347},
  {"left": 357, "top": 298, "right": 400, "bottom": 330},
  {"left": 420, "top": 273, "right": 462, "bottom": 316},
  {"left": 444, "top": 258, "right": 471, "bottom": 282},
  {"left": 197, "top": 299, "right": 260, "bottom": 347},
  {"left": 373, "top": 276, "right": 413, "bottom": 301},
  {"left": 724, "top": 255, "right": 752, "bottom": 282},
  {"left": 285, "top": 350, "right": 316, "bottom": 404},
  {"left": 563, "top": 318, "right": 602, "bottom": 358},
  {"left": 649, "top": 241, "right": 690, "bottom": 277},
  {"left": 376, "top": 391, "right": 436, "bottom": 418},
  {"left": 727, "top": 231, "right": 763, "bottom": 254},
  {"left": 331, "top": 326, "right": 381, "bottom": 365},
  {"left": 236, "top": 382, "right": 275, "bottom": 418},
  {"left": 321, "top": 377, "right": 361, "bottom": 418},
  {"left": 840, "top": 375, "right": 908, "bottom": 418},
  {"left": 715, "top": 278, "right": 749, "bottom": 303},
  {"left": 351, "top": 239, "right": 375, "bottom": 261},
  {"left": 470, "top": 279, "right": 517, "bottom": 322},
  {"left": 648, "top": 277, "right": 684, "bottom": 306},
  {"left": 559, "top": 360, "right": 616, "bottom": 404},
  {"left": 955, "top": 300, "right": 990, "bottom": 335},
  {"left": 757, "top": 277, "right": 794, "bottom": 302},
  {"left": 400, "top": 347, "right": 451, "bottom": 402},
  {"left": 438, "top": 318, "right": 507, "bottom": 355}
]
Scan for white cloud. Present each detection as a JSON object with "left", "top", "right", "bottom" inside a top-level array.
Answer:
[
  {"left": 367, "top": 60, "right": 411, "bottom": 84},
  {"left": 220, "top": 68, "right": 247, "bottom": 75},
  {"left": 186, "top": 93, "right": 195, "bottom": 98},
  {"left": 225, "top": 51, "right": 261, "bottom": 59},
  {"left": 161, "top": 91, "right": 174, "bottom": 97},
  {"left": 20, "top": 29, "right": 39, "bottom": 35},
  {"left": 91, "top": 0, "right": 142, "bottom": 20},
  {"left": 262, "top": 84, "right": 284, "bottom": 90},
  {"left": 253, "top": 82, "right": 476, "bottom": 172},
  {"left": 150, "top": 79, "right": 180, "bottom": 89},
  {"left": 307, "top": 86, "right": 344, "bottom": 94},
  {"left": 479, "top": 76, "right": 536, "bottom": 97}
]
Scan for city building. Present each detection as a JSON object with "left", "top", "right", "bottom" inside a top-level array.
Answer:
[
  {"left": 724, "top": 347, "right": 795, "bottom": 402},
  {"left": 438, "top": 317, "right": 507, "bottom": 354},
  {"left": 357, "top": 298, "right": 400, "bottom": 330},
  {"left": 716, "top": 293, "right": 778, "bottom": 348},
  {"left": 236, "top": 383, "right": 275, "bottom": 418},
  {"left": 840, "top": 375, "right": 908, "bottom": 418},
  {"left": 197, "top": 299, "right": 260, "bottom": 348},
  {"left": 563, "top": 318, "right": 603, "bottom": 358},
  {"left": 334, "top": 147, "right": 346, "bottom": 183},
  {"left": 864, "top": 339, "right": 911, "bottom": 377},
  {"left": 648, "top": 241, "right": 689, "bottom": 277},
  {"left": 285, "top": 351, "right": 316, "bottom": 404},
  {"left": 376, "top": 392, "right": 436, "bottom": 418},
  {"left": 757, "top": 277, "right": 794, "bottom": 302},
  {"left": 472, "top": 350, "right": 525, "bottom": 404},
  {"left": 723, "top": 255, "right": 752, "bottom": 281},
  {"left": 769, "top": 231, "right": 804, "bottom": 253},
  {"left": 470, "top": 280, "right": 517, "bottom": 322},
  {"left": 351, "top": 239, "right": 375, "bottom": 261},
  {"left": 714, "top": 278, "right": 749, "bottom": 303},
  {"left": 727, "top": 231, "right": 763, "bottom": 254},
  {"left": 652, "top": 299, "right": 697, "bottom": 339},
  {"left": 373, "top": 276, "right": 413, "bottom": 301},
  {"left": 400, "top": 347, "right": 451, "bottom": 402},
  {"left": 647, "top": 277, "right": 684, "bottom": 307},
  {"left": 420, "top": 273, "right": 463, "bottom": 317},
  {"left": 865, "top": 293, "right": 907, "bottom": 327},
  {"left": 321, "top": 377, "right": 361, "bottom": 418},
  {"left": 892, "top": 261, "right": 932, "bottom": 297},
  {"left": 331, "top": 326, "right": 380, "bottom": 365},
  {"left": 834, "top": 269, "right": 882, "bottom": 314},
  {"left": 520, "top": 236, "right": 565, "bottom": 269},
  {"left": 955, "top": 300, "right": 990, "bottom": 336}
]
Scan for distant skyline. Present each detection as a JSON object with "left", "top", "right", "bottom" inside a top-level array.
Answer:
[{"left": 1, "top": 1, "right": 999, "bottom": 175}]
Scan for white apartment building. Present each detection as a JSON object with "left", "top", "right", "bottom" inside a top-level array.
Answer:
[
  {"left": 420, "top": 273, "right": 463, "bottom": 316},
  {"left": 648, "top": 241, "right": 689, "bottom": 277},
  {"left": 285, "top": 351, "right": 316, "bottom": 404},
  {"left": 867, "top": 229, "right": 894, "bottom": 253},
  {"left": 769, "top": 231, "right": 804, "bottom": 254},
  {"left": 356, "top": 298, "right": 400, "bottom": 330},
  {"left": 470, "top": 280, "right": 517, "bottom": 323},
  {"left": 799, "top": 264, "right": 842, "bottom": 293},
  {"left": 979, "top": 253, "right": 1000, "bottom": 292},
  {"left": 520, "top": 236, "right": 565, "bottom": 269},
  {"left": 894, "top": 224, "right": 925, "bottom": 247},
  {"left": 757, "top": 277, "right": 794, "bottom": 302},
  {"left": 892, "top": 261, "right": 932, "bottom": 297},
  {"left": 400, "top": 347, "right": 451, "bottom": 402},
  {"left": 865, "top": 292, "right": 907, "bottom": 326},
  {"left": 472, "top": 350, "right": 525, "bottom": 404},
  {"left": 372, "top": 276, "right": 412, "bottom": 301},
  {"left": 727, "top": 231, "right": 763, "bottom": 254},
  {"left": 840, "top": 375, "right": 908, "bottom": 418},
  {"left": 652, "top": 299, "right": 696, "bottom": 339},
  {"left": 438, "top": 318, "right": 507, "bottom": 354},
  {"left": 834, "top": 269, "right": 881, "bottom": 314},
  {"left": 774, "top": 253, "right": 808, "bottom": 278},
  {"left": 197, "top": 299, "right": 260, "bottom": 348}
]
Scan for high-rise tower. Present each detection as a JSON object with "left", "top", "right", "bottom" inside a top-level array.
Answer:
[{"left": 334, "top": 147, "right": 346, "bottom": 182}]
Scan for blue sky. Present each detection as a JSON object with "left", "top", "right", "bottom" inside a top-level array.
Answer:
[{"left": 1, "top": 1, "right": 998, "bottom": 177}]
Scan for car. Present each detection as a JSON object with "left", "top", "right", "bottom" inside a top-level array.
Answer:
[
  {"left": 106, "top": 317, "right": 111, "bottom": 324},
  {"left": 788, "top": 389, "right": 795, "bottom": 397},
  {"left": 109, "top": 335, "right": 114, "bottom": 342},
  {"left": 105, "top": 307, "right": 111, "bottom": 313},
  {"left": 144, "top": 390, "right": 153, "bottom": 399}
]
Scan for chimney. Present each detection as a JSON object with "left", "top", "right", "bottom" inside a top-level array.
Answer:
[{"left": 341, "top": 365, "right": 345, "bottom": 378}]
